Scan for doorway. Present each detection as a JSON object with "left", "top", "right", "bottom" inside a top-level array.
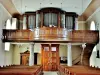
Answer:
[{"left": 41, "top": 44, "right": 59, "bottom": 71}]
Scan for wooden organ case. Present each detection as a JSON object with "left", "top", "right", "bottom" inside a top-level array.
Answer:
[{"left": 23, "top": 7, "right": 78, "bottom": 29}]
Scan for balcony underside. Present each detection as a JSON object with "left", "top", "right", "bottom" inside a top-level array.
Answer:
[
  {"left": 2, "top": 38, "right": 98, "bottom": 44},
  {"left": 2, "top": 28, "right": 99, "bottom": 44}
]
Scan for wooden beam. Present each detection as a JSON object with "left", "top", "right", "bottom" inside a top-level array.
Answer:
[
  {"left": 78, "top": 0, "right": 100, "bottom": 21},
  {"left": 0, "top": 0, "right": 20, "bottom": 16}
]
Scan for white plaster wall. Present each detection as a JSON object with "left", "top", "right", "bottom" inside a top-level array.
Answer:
[
  {"left": 59, "top": 45, "right": 82, "bottom": 65},
  {"left": 13, "top": 44, "right": 68, "bottom": 65},
  {"left": 90, "top": 51, "right": 96, "bottom": 67},
  {"left": 37, "top": 53, "right": 41, "bottom": 65},
  {"left": 89, "top": 46, "right": 100, "bottom": 68},
  {"left": 95, "top": 58, "right": 100, "bottom": 68},
  {"left": 72, "top": 45, "right": 82, "bottom": 61},
  {"left": 0, "top": 3, "right": 12, "bottom": 67},
  {"left": 13, "top": 45, "right": 20, "bottom": 65},
  {"left": 13, "top": 44, "right": 30, "bottom": 65},
  {"left": 5, "top": 45, "right": 14, "bottom": 66},
  {"left": 78, "top": 21, "right": 86, "bottom": 30},
  {"left": 13, "top": 44, "right": 41, "bottom": 65},
  {"left": 13, "top": 44, "right": 82, "bottom": 65},
  {"left": 59, "top": 45, "right": 67, "bottom": 57},
  {"left": 86, "top": 7, "right": 100, "bottom": 68},
  {"left": 59, "top": 45, "right": 82, "bottom": 59}
]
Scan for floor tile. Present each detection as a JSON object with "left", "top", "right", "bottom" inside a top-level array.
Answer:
[{"left": 43, "top": 71, "right": 58, "bottom": 75}]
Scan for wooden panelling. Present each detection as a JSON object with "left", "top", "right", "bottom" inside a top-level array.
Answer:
[
  {"left": 2, "top": 28, "right": 99, "bottom": 43},
  {"left": 68, "top": 30, "right": 99, "bottom": 43},
  {"left": 0, "top": 65, "right": 43, "bottom": 75}
]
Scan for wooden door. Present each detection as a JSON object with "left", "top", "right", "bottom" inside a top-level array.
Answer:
[
  {"left": 41, "top": 44, "right": 59, "bottom": 71},
  {"left": 51, "top": 44, "right": 59, "bottom": 71}
]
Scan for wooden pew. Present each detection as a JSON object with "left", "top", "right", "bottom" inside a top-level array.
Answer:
[
  {"left": 66, "top": 66, "right": 100, "bottom": 75},
  {"left": 58, "top": 65, "right": 100, "bottom": 75},
  {"left": 58, "top": 65, "right": 67, "bottom": 75},
  {"left": 0, "top": 65, "right": 43, "bottom": 75}
]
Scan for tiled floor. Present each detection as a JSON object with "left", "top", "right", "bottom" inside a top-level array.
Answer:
[{"left": 43, "top": 71, "right": 58, "bottom": 75}]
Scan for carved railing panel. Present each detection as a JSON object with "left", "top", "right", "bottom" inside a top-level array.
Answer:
[
  {"left": 2, "top": 28, "right": 99, "bottom": 43},
  {"left": 68, "top": 30, "right": 99, "bottom": 43}
]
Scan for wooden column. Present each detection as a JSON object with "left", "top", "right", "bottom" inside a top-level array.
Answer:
[
  {"left": 58, "top": 12, "right": 61, "bottom": 28},
  {"left": 26, "top": 15, "right": 29, "bottom": 29},
  {"left": 40, "top": 12, "right": 43, "bottom": 28}
]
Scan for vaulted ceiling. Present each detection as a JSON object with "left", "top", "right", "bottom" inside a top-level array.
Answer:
[
  {"left": 11, "top": 0, "right": 92, "bottom": 15},
  {"left": 0, "top": 0, "right": 100, "bottom": 21},
  {"left": 0, "top": 0, "right": 19, "bottom": 15}
]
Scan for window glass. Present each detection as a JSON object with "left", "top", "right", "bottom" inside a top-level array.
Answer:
[
  {"left": 51, "top": 47, "right": 56, "bottom": 51},
  {"left": 6, "top": 19, "right": 17, "bottom": 29},
  {"left": 44, "top": 47, "right": 49, "bottom": 51},
  {"left": 90, "top": 21, "right": 95, "bottom": 30},
  {"left": 5, "top": 42, "right": 10, "bottom": 51},
  {"left": 6, "top": 19, "right": 11, "bottom": 29},
  {"left": 11, "top": 18, "right": 17, "bottom": 29}
]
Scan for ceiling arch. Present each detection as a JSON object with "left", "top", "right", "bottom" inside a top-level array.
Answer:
[{"left": 1, "top": 0, "right": 100, "bottom": 21}]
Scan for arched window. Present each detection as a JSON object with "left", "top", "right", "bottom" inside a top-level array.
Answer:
[
  {"left": 5, "top": 42, "right": 10, "bottom": 51},
  {"left": 6, "top": 18, "right": 17, "bottom": 29},
  {"left": 11, "top": 18, "right": 17, "bottom": 29},
  {"left": 5, "top": 19, "right": 11, "bottom": 51},
  {"left": 6, "top": 19, "right": 11, "bottom": 29},
  {"left": 90, "top": 21, "right": 95, "bottom": 30}
]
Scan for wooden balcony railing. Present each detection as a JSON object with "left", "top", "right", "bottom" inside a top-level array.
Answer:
[{"left": 2, "top": 28, "right": 99, "bottom": 43}]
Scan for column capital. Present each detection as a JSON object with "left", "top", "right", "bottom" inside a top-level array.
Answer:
[
  {"left": 67, "top": 43, "right": 71, "bottom": 46},
  {"left": 29, "top": 43, "right": 35, "bottom": 45},
  {"left": 82, "top": 43, "right": 86, "bottom": 49}
]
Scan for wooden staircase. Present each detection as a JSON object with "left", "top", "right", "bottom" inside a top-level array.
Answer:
[{"left": 72, "top": 44, "right": 96, "bottom": 65}]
